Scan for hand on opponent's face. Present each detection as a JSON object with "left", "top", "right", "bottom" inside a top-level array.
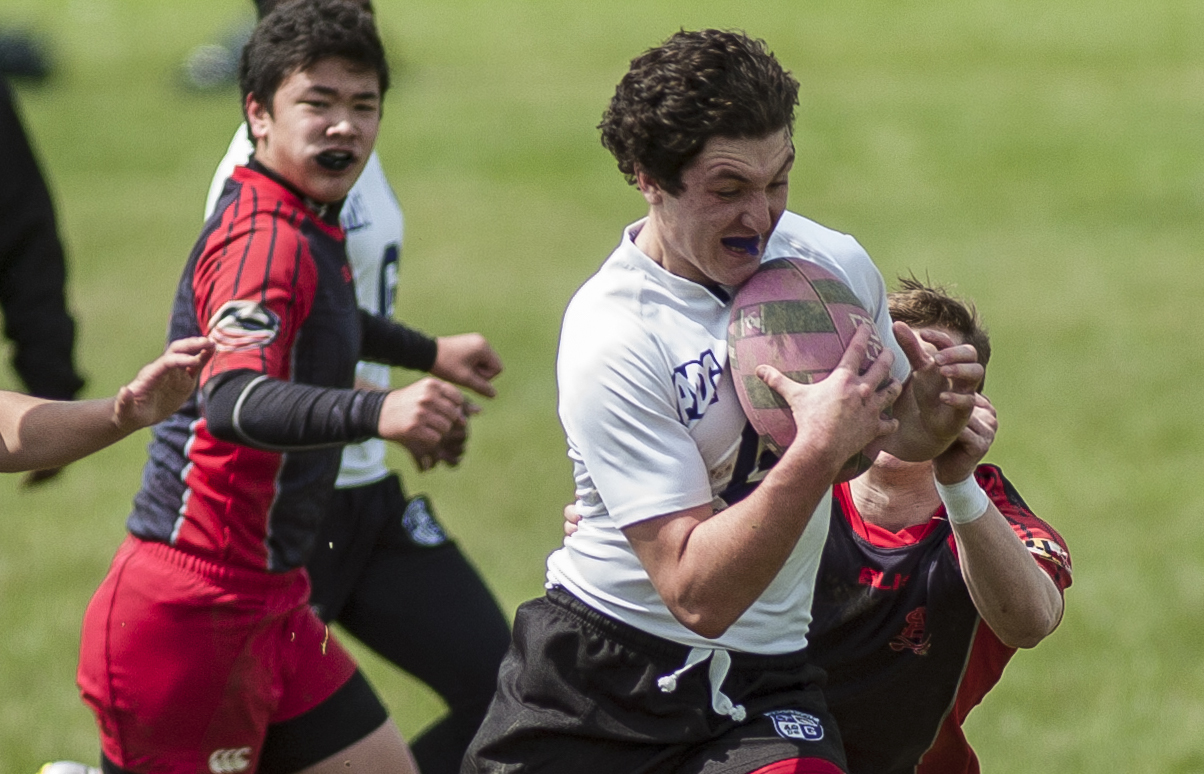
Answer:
[
  {"left": 879, "top": 322, "right": 984, "bottom": 462},
  {"left": 933, "top": 393, "right": 997, "bottom": 485}
]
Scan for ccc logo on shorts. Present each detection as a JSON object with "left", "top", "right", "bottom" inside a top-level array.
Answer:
[{"left": 208, "top": 747, "right": 252, "bottom": 774}]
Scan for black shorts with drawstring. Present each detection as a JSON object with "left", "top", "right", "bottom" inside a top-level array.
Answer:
[{"left": 463, "top": 586, "right": 847, "bottom": 774}]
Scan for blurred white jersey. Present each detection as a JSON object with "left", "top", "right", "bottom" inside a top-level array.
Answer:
[{"left": 206, "top": 126, "right": 403, "bottom": 488}]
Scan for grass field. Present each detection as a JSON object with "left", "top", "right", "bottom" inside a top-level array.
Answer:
[{"left": 1, "top": 0, "right": 1203, "bottom": 770}]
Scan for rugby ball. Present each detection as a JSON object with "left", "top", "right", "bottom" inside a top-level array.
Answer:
[{"left": 727, "top": 257, "right": 885, "bottom": 481}]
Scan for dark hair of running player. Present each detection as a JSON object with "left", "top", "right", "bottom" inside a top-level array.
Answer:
[{"left": 240, "top": 0, "right": 388, "bottom": 121}]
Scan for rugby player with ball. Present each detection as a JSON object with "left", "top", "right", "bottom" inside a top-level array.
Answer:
[
  {"left": 465, "top": 28, "right": 983, "bottom": 774},
  {"left": 561, "top": 280, "right": 1073, "bottom": 773}
]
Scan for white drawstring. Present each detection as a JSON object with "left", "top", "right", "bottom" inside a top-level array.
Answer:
[
  {"left": 655, "top": 647, "right": 710, "bottom": 692},
  {"left": 656, "top": 647, "right": 747, "bottom": 722}
]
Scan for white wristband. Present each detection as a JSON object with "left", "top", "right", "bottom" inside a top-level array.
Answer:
[{"left": 935, "top": 476, "right": 990, "bottom": 525}]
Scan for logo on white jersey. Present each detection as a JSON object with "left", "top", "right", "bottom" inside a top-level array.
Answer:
[
  {"left": 208, "top": 747, "right": 252, "bottom": 774},
  {"left": 208, "top": 300, "right": 280, "bottom": 352},
  {"left": 766, "top": 709, "right": 825, "bottom": 741},
  {"left": 673, "top": 350, "right": 723, "bottom": 424}
]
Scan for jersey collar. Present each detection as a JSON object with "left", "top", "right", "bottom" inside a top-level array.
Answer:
[
  {"left": 834, "top": 482, "right": 945, "bottom": 548},
  {"left": 245, "top": 157, "right": 346, "bottom": 227}
]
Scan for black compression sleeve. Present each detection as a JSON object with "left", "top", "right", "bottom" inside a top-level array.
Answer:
[
  {"left": 358, "top": 309, "right": 438, "bottom": 371},
  {"left": 203, "top": 369, "right": 387, "bottom": 450}
]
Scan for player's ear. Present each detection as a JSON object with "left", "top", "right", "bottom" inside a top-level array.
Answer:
[
  {"left": 635, "top": 167, "right": 664, "bottom": 206},
  {"left": 246, "top": 92, "right": 272, "bottom": 143}
]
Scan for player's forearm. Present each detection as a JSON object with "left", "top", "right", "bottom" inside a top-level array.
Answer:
[
  {"left": 203, "top": 370, "right": 387, "bottom": 451},
  {"left": 952, "top": 504, "right": 1064, "bottom": 648},
  {"left": 0, "top": 392, "right": 126, "bottom": 472},
  {"left": 631, "top": 444, "right": 838, "bottom": 639},
  {"left": 358, "top": 310, "right": 438, "bottom": 371}
]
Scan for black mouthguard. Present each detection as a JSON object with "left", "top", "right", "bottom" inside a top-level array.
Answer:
[{"left": 316, "top": 151, "right": 353, "bottom": 171}]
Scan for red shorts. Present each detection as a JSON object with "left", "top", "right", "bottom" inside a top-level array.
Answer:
[{"left": 78, "top": 536, "right": 359, "bottom": 774}]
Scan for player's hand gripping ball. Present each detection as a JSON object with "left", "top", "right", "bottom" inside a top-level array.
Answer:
[{"left": 728, "top": 257, "right": 887, "bottom": 481}]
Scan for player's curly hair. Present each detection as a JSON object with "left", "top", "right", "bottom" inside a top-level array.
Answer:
[
  {"left": 240, "top": 0, "right": 388, "bottom": 120},
  {"left": 599, "top": 29, "right": 799, "bottom": 196},
  {"left": 889, "top": 276, "right": 992, "bottom": 376},
  {"left": 254, "top": 0, "right": 373, "bottom": 20}
]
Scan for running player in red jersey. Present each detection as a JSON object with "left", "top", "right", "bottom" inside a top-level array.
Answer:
[
  {"left": 808, "top": 279, "right": 1070, "bottom": 774},
  {"left": 0, "top": 336, "right": 211, "bottom": 474},
  {"left": 204, "top": 5, "right": 512, "bottom": 771},
  {"left": 75, "top": 3, "right": 457, "bottom": 772}
]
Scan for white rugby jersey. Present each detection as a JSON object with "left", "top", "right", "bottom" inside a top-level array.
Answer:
[
  {"left": 547, "top": 211, "right": 909, "bottom": 654},
  {"left": 206, "top": 127, "right": 404, "bottom": 488}
]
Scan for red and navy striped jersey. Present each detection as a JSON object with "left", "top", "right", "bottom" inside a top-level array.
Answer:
[
  {"left": 808, "top": 464, "right": 1072, "bottom": 774},
  {"left": 127, "top": 163, "right": 363, "bottom": 572}
]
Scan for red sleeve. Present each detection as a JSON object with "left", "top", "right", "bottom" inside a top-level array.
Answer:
[
  {"left": 973, "top": 464, "right": 1073, "bottom": 592},
  {"left": 193, "top": 202, "right": 316, "bottom": 386}
]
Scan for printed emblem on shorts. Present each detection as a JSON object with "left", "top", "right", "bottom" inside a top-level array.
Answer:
[
  {"left": 673, "top": 349, "right": 723, "bottom": 424},
  {"left": 765, "top": 709, "right": 825, "bottom": 741},
  {"left": 402, "top": 496, "right": 448, "bottom": 546},
  {"left": 208, "top": 300, "right": 281, "bottom": 352},
  {"left": 208, "top": 747, "right": 252, "bottom": 774}
]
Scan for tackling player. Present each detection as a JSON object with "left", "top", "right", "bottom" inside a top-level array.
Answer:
[
  {"left": 202, "top": 3, "right": 511, "bottom": 771},
  {"left": 809, "top": 279, "right": 1071, "bottom": 773},
  {"left": 74, "top": 3, "right": 452, "bottom": 772},
  {"left": 464, "top": 29, "right": 982, "bottom": 774}
]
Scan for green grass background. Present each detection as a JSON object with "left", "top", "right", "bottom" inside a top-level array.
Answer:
[{"left": 1, "top": 0, "right": 1202, "bottom": 770}]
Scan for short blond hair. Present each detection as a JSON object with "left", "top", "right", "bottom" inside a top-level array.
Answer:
[{"left": 888, "top": 276, "right": 991, "bottom": 370}]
